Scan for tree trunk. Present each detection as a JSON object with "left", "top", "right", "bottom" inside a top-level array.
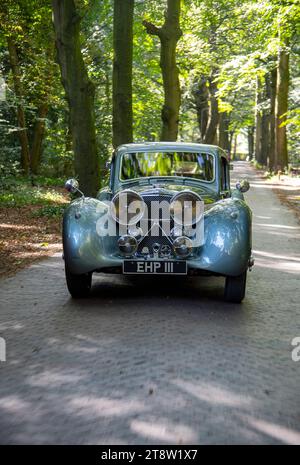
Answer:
[
  {"left": 7, "top": 37, "right": 31, "bottom": 175},
  {"left": 255, "top": 75, "right": 263, "bottom": 164},
  {"left": 143, "top": 0, "right": 182, "bottom": 141},
  {"left": 30, "top": 102, "right": 49, "bottom": 174},
  {"left": 229, "top": 130, "right": 234, "bottom": 155},
  {"left": 275, "top": 38, "right": 289, "bottom": 171},
  {"left": 52, "top": 0, "right": 100, "bottom": 196},
  {"left": 112, "top": 0, "right": 134, "bottom": 148},
  {"left": 260, "top": 73, "right": 272, "bottom": 167},
  {"left": 219, "top": 112, "right": 230, "bottom": 152},
  {"left": 260, "top": 74, "right": 270, "bottom": 167},
  {"left": 233, "top": 133, "right": 237, "bottom": 159},
  {"left": 203, "top": 75, "right": 219, "bottom": 144},
  {"left": 247, "top": 126, "right": 255, "bottom": 160},
  {"left": 193, "top": 76, "right": 209, "bottom": 141},
  {"left": 269, "top": 67, "right": 277, "bottom": 171}
]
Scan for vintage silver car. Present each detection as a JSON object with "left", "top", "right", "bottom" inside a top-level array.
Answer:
[{"left": 63, "top": 142, "right": 253, "bottom": 302}]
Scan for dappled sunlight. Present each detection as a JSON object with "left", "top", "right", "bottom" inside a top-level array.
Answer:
[
  {"left": 30, "top": 257, "right": 63, "bottom": 269},
  {"left": 243, "top": 415, "right": 300, "bottom": 445},
  {"left": 0, "top": 395, "right": 35, "bottom": 415},
  {"left": 27, "top": 370, "right": 84, "bottom": 388},
  {"left": 253, "top": 222, "right": 300, "bottom": 240},
  {"left": 253, "top": 249, "right": 300, "bottom": 273},
  {"left": 248, "top": 182, "right": 280, "bottom": 189},
  {"left": 173, "top": 379, "right": 253, "bottom": 408},
  {"left": 254, "top": 258, "right": 300, "bottom": 273},
  {"left": 64, "top": 344, "right": 100, "bottom": 354},
  {"left": 12, "top": 247, "right": 60, "bottom": 259},
  {"left": 130, "top": 418, "right": 198, "bottom": 444},
  {"left": 253, "top": 249, "right": 300, "bottom": 262},
  {"left": 66, "top": 396, "right": 146, "bottom": 418},
  {"left": 0, "top": 223, "right": 38, "bottom": 231},
  {"left": 254, "top": 223, "right": 300, "bottom": 231},
  {"left": 254, "top": 230, "right": 300, "bottom": 240},
  {"left": 249, "top": 180, "right": 300, "bottom": 192},
  {"left": 0, "top": 321, "right": 24, "bottom": 331}
]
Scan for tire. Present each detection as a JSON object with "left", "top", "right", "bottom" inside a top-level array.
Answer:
[
  {"left": 65, "top": 265, "right": 92, "bottom": 298},
  {"left": 224, "top": 270, "right": 247, "bottom": 303}
]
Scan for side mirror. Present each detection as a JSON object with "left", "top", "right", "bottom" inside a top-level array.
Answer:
[
  {"left": 65, "top": 178, "right": 84, "bottom": 197},
  {"left": 65, "top": 178, "right": 79, "bottom": 193},
  {"left": 236, "top": 179, "right": 250, "bottom": 193}
]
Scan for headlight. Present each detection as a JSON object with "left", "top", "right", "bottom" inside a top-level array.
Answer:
[
  {"left": 170, "top": 191, "right": 203, "bottom": 226},
  {"left": 111, "top": 190, "right": 145, "bottom": 225},
  {"left": 173, "top": 236, "right": 193, "bottom": 258},
  {"left": 118, "top": 235, "right": 138, "bottom": 255},
  {"left": 128, "top": 225, "right": 143, "bottom": 241}
]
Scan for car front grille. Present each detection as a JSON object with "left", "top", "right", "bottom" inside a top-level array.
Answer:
[{"left": 137, "top": 192, "right": 174, "bottom": 257}]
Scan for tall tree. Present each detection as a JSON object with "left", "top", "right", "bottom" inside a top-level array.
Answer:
[
  {"left": 6, "top": 36, "right": 31, "bottom": 174},
  {"left": 143, "top": 0, "right": 182, "bottom": 141},
  {"left": 219, "top": 111, "right": 230, "bottom": 152},
  {"left": 192, "top": 75, "right": 209, "bottom": 141},
  {"left": 255, "top": 75, "right": 263, "bottom": 163},
  {"left": 112, "top": 0, "right": 134, "bottom": 148},
  {"left": 269, "top": 66, "right": 277, "bottom": 170},
  {"left": 203, "top": 72, "right": 219, "bottom": 144},
  {"left": 52, "top": 0, "right": 100, "bottom": 196},
  {"left": 1, "top": 1, "right": 56, "bottom": 176},
  {"left": 275, "top": 35, "right": 289, "bottom": 171}
]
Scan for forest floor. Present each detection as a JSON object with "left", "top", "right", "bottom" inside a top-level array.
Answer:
[{"left": 0, "top": 181, "right": 68, "bottom": 278}]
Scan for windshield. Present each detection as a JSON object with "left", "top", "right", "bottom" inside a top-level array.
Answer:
[{"left": 120, "top": 151, "right": 214, "bottom": 182}]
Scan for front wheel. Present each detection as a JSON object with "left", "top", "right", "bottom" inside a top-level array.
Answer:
[
  {"left": 65, "top": 265, "right": 92, "bottom": 298},
  {"left": 224, "top": 270, "right": 247, "bottom": 303}
]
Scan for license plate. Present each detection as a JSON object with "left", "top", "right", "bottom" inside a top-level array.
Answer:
[{"left": 123, "top": 260, "right": 187, "bottom": 275}]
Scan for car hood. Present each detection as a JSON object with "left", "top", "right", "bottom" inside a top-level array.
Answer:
[{"left": 117, "top": 181, "right": 219, "bottom": 205}]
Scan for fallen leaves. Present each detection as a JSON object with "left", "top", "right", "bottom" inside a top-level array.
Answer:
[{"left": 0, "top": 205, "right": 63, "bottom": 278}]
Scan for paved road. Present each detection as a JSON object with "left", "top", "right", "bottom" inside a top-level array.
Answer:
[{"left": 0, "top": 162, "right": 299, "bottom": 445}]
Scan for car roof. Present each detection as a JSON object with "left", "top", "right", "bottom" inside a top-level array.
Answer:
[{"left": 115, "top": 142, "right": 220, "bottom": 153}]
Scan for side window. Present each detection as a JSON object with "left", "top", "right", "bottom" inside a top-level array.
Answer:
[{"left": 220, "top": 156, "right": 229, "bottom": 191}]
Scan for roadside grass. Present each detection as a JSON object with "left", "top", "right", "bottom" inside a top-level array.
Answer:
[{"left": 0, "top": 176, "right": 68, "bottom": 211}]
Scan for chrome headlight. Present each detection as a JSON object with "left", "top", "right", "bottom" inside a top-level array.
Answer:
[
  {"left": 111, "top": 190, "right": 145, "bottom": 225},
  {"left": 173, "top": 236, "right": 193, "bottom": 258},
  {"left": 128, "top": 225, "right": 143, "bottom": 241},
  {"left": 118, "top": 235, "right": 138, "bottom": 256},
  {"left": 170, "top": 191, "right": 203, "bottom": 226}
]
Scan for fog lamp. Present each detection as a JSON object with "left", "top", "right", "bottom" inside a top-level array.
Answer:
[
  {"left": 173, "top": 236, "right": 193, "bottom": 258},
  {"left": 118, "top": 235, "right": 138, "bottom": 256}
]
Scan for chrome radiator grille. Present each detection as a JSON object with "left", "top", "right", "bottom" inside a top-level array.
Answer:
[{"left": 137, "top": 192, "right": 174, "bottom": 256}]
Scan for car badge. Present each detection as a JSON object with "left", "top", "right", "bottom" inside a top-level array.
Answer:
[
  {"left": 160, "top": 245, "right": 171, "bottom": 257},
  {"left": 152, "top": 243, "right": 160, "bottom": 259}
]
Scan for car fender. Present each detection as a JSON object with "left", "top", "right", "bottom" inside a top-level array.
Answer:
[
  {"left": 63, "top": 197, "right": 115, "bottom": 274},
  {"left": 196, "top": 198, "right": 252, "bottom": 276}
]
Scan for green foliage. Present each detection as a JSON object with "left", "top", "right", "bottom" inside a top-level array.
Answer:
[
  {"left": 0, "top": 0, "right": 299, "bottom": 179},
  {"left": 0, "top": 178, "right": 66, "bottom": 207},
  {"left": 32, "top": 204, "right": 66, "bottom": 218}
]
